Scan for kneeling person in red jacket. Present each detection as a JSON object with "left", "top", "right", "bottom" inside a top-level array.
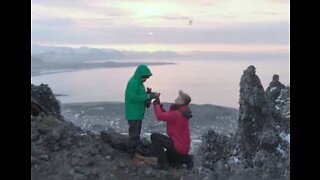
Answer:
[{"left": 151, "top": 90, "right": 192, "bottom": 169}]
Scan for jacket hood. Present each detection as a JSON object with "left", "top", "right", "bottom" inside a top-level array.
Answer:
[
  {"left": 133, "top": 64, "right": 152, "bottom": 79},
  {"left": 170, "top": 104, "right": 193, "bottom": 119},
  {"left": 180, "top": 109, "right": 193, "bottom": 119}
]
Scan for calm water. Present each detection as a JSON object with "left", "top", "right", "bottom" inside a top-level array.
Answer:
[{"left": 31, "top": 59, "right": 289, "bottom": 108}]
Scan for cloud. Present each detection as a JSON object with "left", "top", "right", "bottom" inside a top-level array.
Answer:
[
  {"left": 32, "top": 0, "right": 289, "bottom": 47},
  {"left": 266, "top": 0, "right": 289, "bottom": 3},
  {"left": 32, "top": 0, "right": 288, "bottom": 28},
  {"left": 32, "top": 1, "right": 132, "bottom": 20},
  {"left": 252, "top": 11, "right": 278, "bottom": 15},
  {"left": 169, "top": 0, "right": 219, "bottom": 6},
  {"left": 32, "top": 0, "right": 90, "bottom": 8},
  {"left": 161, "top": 16, "right": 191, "bottom": 20},
  {"left": 221, "top": 15, "right": 239, "bottom": 19},
  {"left": 32, "top": 18, "right": 75, "bottom": 27},
  {"left": 32, "top": 21, "right": 289, "bottom": 45}
]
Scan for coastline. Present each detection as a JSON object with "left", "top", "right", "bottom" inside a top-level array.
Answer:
[{"left": 31, "top": 61, "right": 176, "bottom": 77}]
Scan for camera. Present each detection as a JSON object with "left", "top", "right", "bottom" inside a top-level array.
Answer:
[{"left": 146, "top": 87, "right": 160, "bottom": 108}]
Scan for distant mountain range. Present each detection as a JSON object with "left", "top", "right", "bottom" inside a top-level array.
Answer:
[
  {"left": 32, "top": 44, "right": 289, "bottom": 64},
  {"left": 32, "top": 44, "right": 179, "bottom": 63},
  {"left": 31, "top": 44, "right": 179, "bottom": 76}
]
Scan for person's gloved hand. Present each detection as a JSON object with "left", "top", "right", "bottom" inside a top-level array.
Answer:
[{"left": 153, "top": 97, "right": 160, "bottom": 105}]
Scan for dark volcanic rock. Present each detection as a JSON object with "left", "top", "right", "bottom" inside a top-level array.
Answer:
[
  {"left": 274, "top": 87, "right": 290, "bottom": 118},
  {"left": 237, "top": 65, "right": 278, "bottom": 160},
  {"left": 31, "top": 84, "right": 63, "bottom": 119},
  {"left": 100, "top": 128, "right": 153, "bottom": 156},
  {"left": 198, "top": 65, "right": 290, "bottom": 180},
  {"left": 100, "top": 128, "right": 129, "bottom": 152}
]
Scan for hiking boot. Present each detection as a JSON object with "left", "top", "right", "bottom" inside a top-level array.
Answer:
[
  {"left": 184, "top": 155, "right": 193, "bottom": 170},
  {"left": 183, "top": 160, "right": 193, "bottom": 170},
  {"left": 130, "top": 156, "right": 145, "bottom": 166},
  {"left": 153, "top": 158, "right": 170, "bottom": 170},
  {"left": 134, "top": 153, "right": 157, "bottom": 165}
]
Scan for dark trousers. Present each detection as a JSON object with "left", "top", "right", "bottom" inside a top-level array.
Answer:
[
  {"left": 127, "top": 120, "right": 142, "bottom": 157},
  {"left": 150, "top": 133, "right": 180, "bottom": 166}
]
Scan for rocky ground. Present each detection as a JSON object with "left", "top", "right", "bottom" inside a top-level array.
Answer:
[
  {"left": 31, "top": 84, "right": 215, "bottom": 180},
  {"left": 31, "top": 65, "right": 290, "bottom": 180}
]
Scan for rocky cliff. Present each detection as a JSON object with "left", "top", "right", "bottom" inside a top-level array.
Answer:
[{"left": 198, "top": 65, "right": 290, "bottom": 180}]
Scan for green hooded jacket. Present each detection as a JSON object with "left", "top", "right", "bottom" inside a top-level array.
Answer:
[{"left": 125, "top": 64, "right": 152, "bottom": 120}]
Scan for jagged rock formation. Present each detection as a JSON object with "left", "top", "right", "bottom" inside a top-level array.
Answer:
[
  {"left": 198, "top": 65, "right": 290, "bottom": 180},
  {"left": 31, "top": 84, "right": 207, "bottom": 180},
  {"left": 275, "top": 87, "right": 290, "bottom": 119},
  {"left": 31, "top": 84, "right": 63, "bottom": 119}
]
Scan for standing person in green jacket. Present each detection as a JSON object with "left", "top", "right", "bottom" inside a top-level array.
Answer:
[{"left": 125, "top": 64, "right": 159, "bottom": 159}]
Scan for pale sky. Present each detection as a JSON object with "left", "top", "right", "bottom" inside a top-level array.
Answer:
[{"left": 31, "top": 0, "right": 289, "bottom": 52}]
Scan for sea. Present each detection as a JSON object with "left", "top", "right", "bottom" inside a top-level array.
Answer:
[{"left": 31, "top": 58, "right": 289, "bottom": 108}]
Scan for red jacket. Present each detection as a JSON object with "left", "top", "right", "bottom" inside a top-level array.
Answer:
[{"left": 153, "top": 104, "right": 192, "bottom": 155}]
